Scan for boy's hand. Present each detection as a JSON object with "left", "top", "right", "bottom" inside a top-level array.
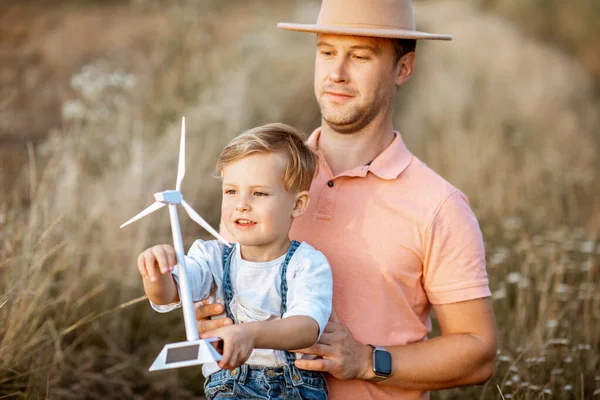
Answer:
[
  {"left": 137, "top": 244, "right": 177, "bottom": 282},
  {"left": 201, "top": 324, "right": 255, "bottom": 370}
]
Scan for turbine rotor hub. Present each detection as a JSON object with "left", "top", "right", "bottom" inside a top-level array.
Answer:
[{"left": 154, "top": 190, "right": 183, "bottom": 204}]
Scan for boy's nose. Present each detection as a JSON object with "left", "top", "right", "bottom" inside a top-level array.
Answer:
[{"left": 235, "top": 200, "right": 250, "bottom": 212}]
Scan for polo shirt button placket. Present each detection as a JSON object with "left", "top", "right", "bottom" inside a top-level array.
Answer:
[{"left": 327, "top": 180, "right": 334, "bottom": 187}]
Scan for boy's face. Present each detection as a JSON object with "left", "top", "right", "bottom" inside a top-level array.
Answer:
[{"left": 221, "top": 152, "right": 303, "bottom": 256}]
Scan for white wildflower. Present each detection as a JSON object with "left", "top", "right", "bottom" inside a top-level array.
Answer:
[
  {"left": 490, "top": 247, "right": 510, "bottom": 265},
  {"left": 492, "top": 288, "right": 507, "bottom": 300},
  {"left": 507, "top": 272, "right": 523, "bottom": 284},
  {"left": 545, "top": 319, "right": 558, "bottom": 328},
  {"left": 581, "top": 241, "right": 595, "bottom": 253},
  {"left": 503, "top": 216, "right": 522, "bottom": 230},
  {"left": 555, "top": 283, "right": 570, "bottom": 294},
  {"left": 61, "top": 99, "right": 86, "bottom": 121},
  {"left": 548, "top": 338, "right": 569, "bottom": 346}
]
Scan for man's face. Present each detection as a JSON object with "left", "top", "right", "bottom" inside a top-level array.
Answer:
[{"left": 314, "top": 34, "right": 401, "bottom": 133}]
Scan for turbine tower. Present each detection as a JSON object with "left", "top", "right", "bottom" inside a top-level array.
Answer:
[{"left": 121, "top": 117, "right": 227, "bottom": 370}]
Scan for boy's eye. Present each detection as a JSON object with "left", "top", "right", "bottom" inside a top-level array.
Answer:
[
  {"left": 224, "top": 189, "right": 236, "bottom": 194},
  {"left": 254, "top": 192, "right": 268, "bottom": 197},
  {"left": 353, "top": 54, "right": 369, "bottom": 60}
]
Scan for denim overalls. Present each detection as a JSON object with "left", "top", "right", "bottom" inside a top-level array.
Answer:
[{"left": 203, "top": 241, "right": 328, "bottom": 400}]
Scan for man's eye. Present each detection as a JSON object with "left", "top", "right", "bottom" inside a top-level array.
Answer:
[
  {"left": 320, "top": 51, "right": 333, "bottom": 56},
  {"left": 224, "top": 189, "right": 236, "bottom": 194},
  {"left": 254, "top": 192, "right": 267, "bottom": 196},
  {"left": 353, "top": 55, "right": 369, "bottom": 60}
]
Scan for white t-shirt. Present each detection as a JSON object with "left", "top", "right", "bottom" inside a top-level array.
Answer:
[{"left": 151, "top": 240, "right": 333, "bottom": 377}]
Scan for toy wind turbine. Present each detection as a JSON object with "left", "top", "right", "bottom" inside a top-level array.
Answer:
[{"left": 121, "top": 116, "right": 228, "bottom": 371}]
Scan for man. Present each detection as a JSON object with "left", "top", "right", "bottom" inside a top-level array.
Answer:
[{"left": 196, "top": 0, "right": 497, "bottom": 398}]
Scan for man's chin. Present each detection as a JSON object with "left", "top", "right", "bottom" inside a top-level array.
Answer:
[{"left": 322, "top": 115, "right": 368, "bottom": 134}]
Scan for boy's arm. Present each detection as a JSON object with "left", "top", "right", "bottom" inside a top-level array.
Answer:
[
  {"left": 247, "top": 316, "right": 320, "bottom": 350},
  {"left": 143, "top": 274, "right": 179, "bottom": 304},
  {"left": 200, "top": 315, "right": 320, "bottom": 370}
]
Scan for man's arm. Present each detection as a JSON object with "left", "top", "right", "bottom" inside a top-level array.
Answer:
[{"left": 294, "top": 296, "right": 497, "bottom": 390}]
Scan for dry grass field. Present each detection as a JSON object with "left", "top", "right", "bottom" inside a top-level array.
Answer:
[{"left": 0, "top": 1, "right": 599, "bottom": 399}]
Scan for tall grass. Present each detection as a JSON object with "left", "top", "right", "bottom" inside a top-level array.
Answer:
[{"left": 1, "top": 1, "right": 599, "bottom": 399}]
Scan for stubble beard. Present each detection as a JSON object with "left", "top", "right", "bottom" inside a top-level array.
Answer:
[{"left": 319, "top": 94, "right": 388, "bottom": 134}]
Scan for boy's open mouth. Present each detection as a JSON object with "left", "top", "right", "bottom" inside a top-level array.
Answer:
[{"left": 235, "top": 219, "right": 256, "bottom": 227}]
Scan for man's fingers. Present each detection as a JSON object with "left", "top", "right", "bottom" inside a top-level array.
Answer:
[
  {"left": 329, "top": 307, "right": 340, "bottom": 323},
  {"left": 295, "top": 358, "right": 333, "bottom": 373},
  {"left": 195, "top": 302, "right": 225, "bottom": 319},
  {"left": 292, "top": 345, "right": 317, "bottom": 355},
  {"left": 323, "top": 321, "right": 341, "bottom": 334},
  {"left": 293, "top": 343, "right": 331, "bottom": 357},
  {"left": 198, "top": 318, "right": 232, "bottom": 334}
]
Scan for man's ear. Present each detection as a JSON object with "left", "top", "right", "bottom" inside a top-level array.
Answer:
[
  {"left": 292, "top": 191, "right": 310, "bottom": 218},
  {"left": 395, "top": 52, "right": 416, "bottom": 88}
]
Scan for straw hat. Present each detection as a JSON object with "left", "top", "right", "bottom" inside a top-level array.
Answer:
[{"left": 278, "top": 0, "right": 452, "bottom": 41}]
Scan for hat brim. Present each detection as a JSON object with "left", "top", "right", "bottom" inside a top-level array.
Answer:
[{"left": 277, "top": 23, "right": 452, "bottom": 41}]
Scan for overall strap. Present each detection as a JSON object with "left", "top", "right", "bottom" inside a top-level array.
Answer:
[
  {"left": 279, "top": 240, "right": 301, "bottom": 366},
  {"left": 221, "top": 243, "right": 236, "bottom": 323},
  {"left": 279, "top": 240, "right": 301, "bottom": 316}
]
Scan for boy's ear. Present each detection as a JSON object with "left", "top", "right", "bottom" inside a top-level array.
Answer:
[{"left": 292, "top": 191, "right": 310, "bottom": 218}]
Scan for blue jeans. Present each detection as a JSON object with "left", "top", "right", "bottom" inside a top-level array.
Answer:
[{"left": 204, "top": 364, "right": 328, "bottom": 400}]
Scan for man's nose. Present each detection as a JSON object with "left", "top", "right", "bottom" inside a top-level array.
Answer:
[{"left": 329, "top": 56, "right": 349, "bottom": 83}]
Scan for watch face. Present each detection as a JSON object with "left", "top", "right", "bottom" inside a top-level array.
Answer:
[{"left": 374, "top": 349, "right": 392, "bottom": 375}]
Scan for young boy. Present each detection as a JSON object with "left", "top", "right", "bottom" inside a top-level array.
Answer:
[{"left": 137, "top": 123, "right": 332, "bottom": 399}]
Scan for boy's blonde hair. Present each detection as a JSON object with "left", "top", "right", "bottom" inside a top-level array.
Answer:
[{"left": 216, "top": 123, "right": 319, "bottom": 193}]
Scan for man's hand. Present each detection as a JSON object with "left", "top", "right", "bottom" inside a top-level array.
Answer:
[
  {"left": 137, "top": 244, "right": 176, "bottom": 282},
  {"left": 194, "top": 300, "right": 233, "bottom": 332},
  {"left": 201, "top": 324, "right": 255, "bottom": 370},
  {"left": 293, "top": 321, "right": 372, "bottom": 381}
]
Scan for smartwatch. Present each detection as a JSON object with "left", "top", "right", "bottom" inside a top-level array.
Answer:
[{"left": 368, "top": 345, "right": 392, "bottom": 382}]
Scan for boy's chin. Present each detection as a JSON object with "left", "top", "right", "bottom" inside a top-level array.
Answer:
[{"left": 233, "top": 236, "right": 280, "bottom": 248}]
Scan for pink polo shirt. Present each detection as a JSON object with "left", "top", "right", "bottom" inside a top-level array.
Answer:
[{"left": 289, "top": 129, "right": 491, "bottom": 400}]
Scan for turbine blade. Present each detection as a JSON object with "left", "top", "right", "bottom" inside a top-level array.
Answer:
[
  {"left": 181, "top": 200, "right": 231, "bottom": 247},
  {"left": 176, "top": 116, "right": 186, "bottom": 191},
  {"left": 120, "top": 202, "right": 166, "bottom": 228}
]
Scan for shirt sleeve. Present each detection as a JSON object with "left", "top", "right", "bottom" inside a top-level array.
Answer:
[
  {"left": 423, "top": 190, "right": 491, "bottom": 304},
  {"left": 283, "top": 244, "right": 333, "bottom": 339},
  {"left": 150, "top": 240, "right": 222, "bottom": 313}
]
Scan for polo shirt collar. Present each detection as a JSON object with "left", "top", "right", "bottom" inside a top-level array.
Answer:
[{"left": 306, "top": 128, "right": 413, "bottom": 180}]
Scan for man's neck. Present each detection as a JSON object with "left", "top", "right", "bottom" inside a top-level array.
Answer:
[{"left": 319, "top": 120, "right": 396, "bottom": 176}]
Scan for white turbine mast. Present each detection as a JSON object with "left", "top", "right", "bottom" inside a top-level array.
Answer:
[{"left": 121, "top": 116, "right": 227, "bottom": 370}]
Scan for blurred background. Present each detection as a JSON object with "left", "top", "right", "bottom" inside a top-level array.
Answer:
[{"left": 0, "top": 0, "right": 598, "bottom": 399}]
